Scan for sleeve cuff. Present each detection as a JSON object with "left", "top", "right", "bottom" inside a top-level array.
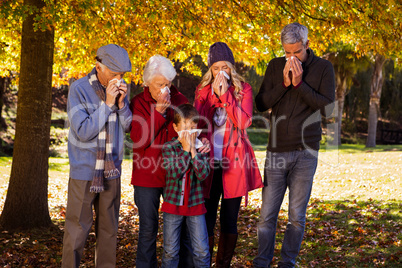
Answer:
[
  {"left": 293, "top": 81, "right": 303, "bottom": 89},
  {"left": 117, "top": 102, "right": 128, "bottom": 113},
  {"left": 102, "top": 102, "right": 114, "bottom": 115},
  {"left": 153, "top": 108, "right": 167, "bottom": 123},
  {"left": 219, "top": 90, "right": 233, "bottom": 108},
  {"left": 191, "top": 153, "right": 202, "bottom": 165}
]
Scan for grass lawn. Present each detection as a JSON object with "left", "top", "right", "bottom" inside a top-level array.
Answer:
[{"left": 0, "top": 145, "right": 401, "bottom": 267}]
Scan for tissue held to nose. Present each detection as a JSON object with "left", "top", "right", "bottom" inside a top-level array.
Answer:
[
  {"left": 219, "top": 70, "right": 230, "bottom": 86},
  {"left": 160, "top": 86, "right": 170, "bottom": 94},
  {"left": 110, "top": 78, "right": 124, "bottom": 87},
  {"left": 286, "top": 56, "right": 301, "bottom": 71},
  {"left": 219, "top": 70, "right": 230, "bottom": 80},
  {"left": 177, "top": 129, "right": 203, "bottom": 149}
]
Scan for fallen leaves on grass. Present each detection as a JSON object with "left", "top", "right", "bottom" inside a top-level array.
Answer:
[
  {"left": 0, "top": 196, "right": 400, "bottom": 267},
  {"left": 0, "top": 155, "right": 401, "bottom": 267}
]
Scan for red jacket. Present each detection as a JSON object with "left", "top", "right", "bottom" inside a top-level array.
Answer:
[
  {"left": 194, "top": 82, "right": 263, "bottom": 202},
  {"left": 130, "top": 85, "right": 188, "bottom": 187}
]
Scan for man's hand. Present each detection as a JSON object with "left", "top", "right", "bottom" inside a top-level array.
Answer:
[
  {"left": 105, "top": 80, "right": 120, "bottom": 108},
  {"left": 283, "top": 59, "right": 292, "bottom": 87},
  {"left": 117, "top": 82, "right": 127, "bottom": 109},
  {"left": 289, "top": 57, "right": 303, "bottom": 86},
  {"left": 155, "top": 90, "right": 171, "bottom": 114}
]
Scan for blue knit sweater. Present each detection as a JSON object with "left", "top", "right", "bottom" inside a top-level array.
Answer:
[{"left": 67, "top": 74, "right": 132, "bottom": 181}]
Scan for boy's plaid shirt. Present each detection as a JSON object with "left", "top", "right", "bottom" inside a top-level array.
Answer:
[{"left": 162, "top": 137, "right": 210, "bottom": 207}]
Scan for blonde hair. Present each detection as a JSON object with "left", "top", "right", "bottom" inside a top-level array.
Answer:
[{"left": 198, "top": 61, "right": 245, "bottom": 98}]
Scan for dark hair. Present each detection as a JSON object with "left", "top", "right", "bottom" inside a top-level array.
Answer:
[
  {"left": 173, "top": 104, "right": 199, "bottom": 125},
  {"left": 95, "top": 56, "right": 102, "bottom": 63}
]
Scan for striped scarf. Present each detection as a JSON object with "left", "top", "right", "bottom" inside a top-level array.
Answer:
[{"left": 88, "top": 67, "right": 120, "bottom": 193}]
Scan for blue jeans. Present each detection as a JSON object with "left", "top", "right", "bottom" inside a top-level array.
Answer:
[
  {"left": 162, "top": 213, "right": 210, "bottom": 268},
  {"left": 254, "top": 150, "right": 318, "bottom": 268},
  {"left": 134, "top": 186, "right": 164, "bottom": 268}
]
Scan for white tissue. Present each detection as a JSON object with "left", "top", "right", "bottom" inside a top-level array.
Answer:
[
  {"left": 286, "top": 56, "right": 301, "bottom": 71},
  {"left": 160, "top": 86, "right": 171, "bottom": 94},
  {"left": 219, "top": 71, "right": 230, "bottom": 86},
  {"left": 110, "top": 78, "right": 124, "bottom": 87},
  {"left": 212, "top": 71, "right": 231, "bottom": 94},
  {"left": 194, "top": 138, "right": 203, "bottom": 149},
  {"left": 220, "top": 70, "right": 230, "bottom": 80},
  {"left": 177, "top": 129, "right": 203, "bottom": 149}
]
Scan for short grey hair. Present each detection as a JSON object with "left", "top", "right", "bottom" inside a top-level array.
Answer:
[
  {"left": 281, "top": 23, "right": 309, "bottom": 46},
  {"left": 96, "top": 61, "right": 106, "bottom": 70},
  {"left": 143, "top": 55, "right": 177, "bottom": 86}
]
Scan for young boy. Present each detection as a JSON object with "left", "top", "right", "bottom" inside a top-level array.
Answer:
[{"left": 161, "top": 104, "right": 211, "bottom": 268}]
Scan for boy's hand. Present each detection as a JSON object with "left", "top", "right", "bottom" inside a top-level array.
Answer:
[
  {"left": 179, "top": 131, "right": 191, "bottom": 152},
  {"left": 189, "top": 132, "right": 197, "bottom": 158}
]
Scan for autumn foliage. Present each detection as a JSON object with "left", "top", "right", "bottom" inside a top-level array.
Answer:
[{"left": 1, "top": 0, "right": 401, "bottom": 83}]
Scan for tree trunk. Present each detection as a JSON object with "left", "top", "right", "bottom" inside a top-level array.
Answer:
[
  {"left": 0, "top": 77, "right": 6, "bottom": 131},
  {"left": 366, "top": 54, "right": 386, "bottom": 148},
  {"left": 334, "top": 73, "right": 347, "bottom": 146},
  {"left": 0, "top": 0, "right": 54, "bottom": 230}
]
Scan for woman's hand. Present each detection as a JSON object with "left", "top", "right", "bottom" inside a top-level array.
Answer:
[
  {"left": 212, "top": 72, "right": 229, "bottom": 97},
  {"left": 155, "top": 90, "right": 171, "bottom": 114},
  {"left": 198, "top": 137, "right": 211, "bottom": 154}
]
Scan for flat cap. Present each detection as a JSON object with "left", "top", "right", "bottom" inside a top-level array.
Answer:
[{"left": 96, "top": 44, "right": 132, "bottom": 73}]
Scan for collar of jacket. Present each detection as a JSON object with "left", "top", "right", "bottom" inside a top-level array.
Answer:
[
  {"left": 144, "top": 84, "right": 180, "bottom": 102},
  {"left": 304, "top": 48, "right": 315, "bottom": 67}
]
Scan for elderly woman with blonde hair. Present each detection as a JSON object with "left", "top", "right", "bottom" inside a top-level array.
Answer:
[{"left": 129, "top": 55, "right": 191, "bottom": 267}]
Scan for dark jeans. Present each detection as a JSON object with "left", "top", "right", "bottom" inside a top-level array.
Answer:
[
  {"left": 205, "top": 162, "right": 242, "bottom": 236},
  {"left": 134, "top": 186, "right": 164, "bottom": 268}
]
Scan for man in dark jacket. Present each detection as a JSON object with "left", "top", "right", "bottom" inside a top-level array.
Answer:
[{"left": 253, "top": 23, "right": 335, "bottom": 268}]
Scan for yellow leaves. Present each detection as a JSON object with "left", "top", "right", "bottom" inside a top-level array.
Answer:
[
  {"left": 1, "top": 0, "right": 401, "bottom": 80},
  {"left": 181, "top": 61, "right": 202, "bottom": 77}
]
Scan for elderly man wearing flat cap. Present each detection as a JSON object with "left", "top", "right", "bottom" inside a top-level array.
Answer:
[{"left": 62, "top": 44, "right": 132, "bottom": 268}]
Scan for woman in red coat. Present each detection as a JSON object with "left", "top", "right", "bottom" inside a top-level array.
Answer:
[{"left": 194, "top": 42, "right": 263, "bottom": 267}]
